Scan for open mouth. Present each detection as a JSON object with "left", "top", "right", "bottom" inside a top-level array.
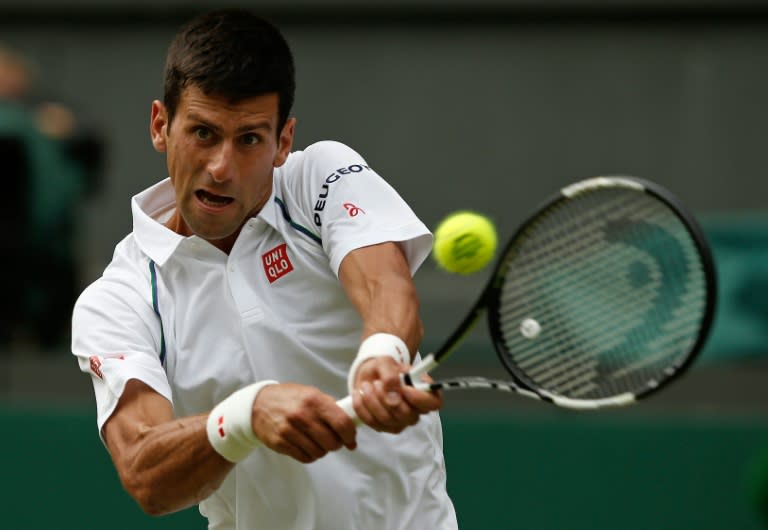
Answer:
[{"left": 196, "top": 189, "right": 234, "bottom": 208}]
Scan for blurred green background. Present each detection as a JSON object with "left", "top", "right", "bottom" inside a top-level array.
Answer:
[{"left": 1, "top": 1, "right": 767, "bottom": 529}]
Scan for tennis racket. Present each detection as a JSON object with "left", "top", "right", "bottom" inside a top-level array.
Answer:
[{"left": 338, "top": 176, "right": 717, "bottom": 413}]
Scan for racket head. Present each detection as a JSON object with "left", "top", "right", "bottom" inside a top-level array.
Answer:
[{"left": 485, "top": 176, "right": 717, "bottom": 408}]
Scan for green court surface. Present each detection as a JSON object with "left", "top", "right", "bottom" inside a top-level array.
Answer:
[
  {"left": 443, "top": 412, "right": 768, "bottom": 530},
  {"left": 1, "top": 405, "right": 766, "bottom": 530}
]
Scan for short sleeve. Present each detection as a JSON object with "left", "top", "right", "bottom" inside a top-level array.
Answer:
[
  {"left": 293, "top": 141, "right": 433, "bottom": 276},
  {"left": 72, "top": 259, "right": 172, "bottom": 437}
]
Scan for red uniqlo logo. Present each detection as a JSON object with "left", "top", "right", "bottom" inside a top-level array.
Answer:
[
  {"left": 88, "top": 354, "right": 124, "bottom": 379},
  {"left": 218, "top": 416, "right": 225, "bottom": 438},
  {"left": 89, "top": 356, "right": 103, "bottom": 378},
  {"left": 262, "top": 243, "right": 294, "bottom": 284}
]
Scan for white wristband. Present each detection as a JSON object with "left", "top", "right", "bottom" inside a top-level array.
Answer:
[
  {"left": 347, "top": 333, "right": 410, "bottom": 395},
  {"left": 206, "top": 380, "right": 279, "bottom": 463}
]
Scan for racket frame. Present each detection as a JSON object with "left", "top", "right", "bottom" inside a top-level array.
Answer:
[
  {"left": 354, "top": 175, "right": 718, "bottom": 413},
  {"left": 482, "top": 176, "right": 718, "bottom": 406}
]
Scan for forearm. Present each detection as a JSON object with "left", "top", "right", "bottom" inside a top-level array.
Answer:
[
  {"left": 110, "top": 413, "right": 234, "bottom": 515},
  {"left": 340, "top": 242, "right": 424, "bottom": 359},
  {"left": 339, "top": 242, "right": 442, "bottom": 432},
  {"left": 103, "top": 380, "right": 236, "bottom": 516},
  {"left": 359, "top": 273, "right": 423, "bottom": 358}
]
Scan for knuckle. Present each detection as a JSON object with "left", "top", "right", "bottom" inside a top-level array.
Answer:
[
  {"left": 297, "top": 453, "right": 315, "bottom": 464},
  {"left": 306, "top": 448, "right": 323, "bottom": 461},
  {"left": 299, "top": 391, "right": 322, "bottom": 409},
  {"left": 275, "top": 422, "right": 295, "bottom": 439},
  {"left": 273, "top": 440, "right": 293, "bottom": 455},
  {"left": 316, "top": 435, "right": 338, "bottom": 452}
]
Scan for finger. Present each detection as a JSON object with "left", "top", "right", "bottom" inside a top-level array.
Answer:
[
  {"left": 373, "top": 379, "right": 415, "bottom": 415},
  {"left": 304, "top": 422, "right": 346, "bottom": 453},
  {"left": 320, "top": 401, "right": 358, "bottom": 450},
  {"left": 401, "top": 384, "right": 443, "bottom": 414},
  {"left": 359, "top": 381, "right": 399, "bottom": 430},
  {"left": 371, "top": 380, "right": 419, "bottom": 430},
  {"left": 290, "top": 403, "right": 356, "bottom": 454},
  {"left": 352, "top": 385, "right": 376, "bottom": 428},
  {"left": 265, "top": 430, "right": 320, "bottom": 464},
  {"left": 374, "top": 360, "right": 407, "bottom": 395},
  {"left": 281, "top": 428, "right": 328, "bottom": 463}
]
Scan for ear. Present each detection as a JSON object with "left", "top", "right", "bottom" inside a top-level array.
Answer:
[
  {"left": 273, "top": 117, "right": 296, "bottom": 168},
  {"left": 150, "top": 100, "right": 169, "bottom": 153}
]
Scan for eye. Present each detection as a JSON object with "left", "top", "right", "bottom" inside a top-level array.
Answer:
[
  {"left": 194, "top": 127, "right": 213, "bottom": 141},
  {"left": 241, "top": 133, "right": 260, "bottom": 146}
]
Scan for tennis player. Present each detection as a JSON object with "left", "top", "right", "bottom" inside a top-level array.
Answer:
[{"left": 71, "top": 8, "right": 457, "bottom": 530}]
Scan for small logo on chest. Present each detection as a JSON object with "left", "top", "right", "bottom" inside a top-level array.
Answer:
[{"left": 262, "top": 243, "right": 294, "bottom": 284}]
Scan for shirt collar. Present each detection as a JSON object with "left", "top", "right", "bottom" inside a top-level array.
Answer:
[
  {"left": 131, "top": 179, "right": 185, "bottom": 266},
  {"left": 258, "top": 181, "right": 279, "bottom": 229},
  {"left": 131, "top": 178, "right": 280, "bottom": 266}
]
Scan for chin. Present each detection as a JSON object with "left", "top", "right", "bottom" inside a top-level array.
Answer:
[
  {"left": 186, "top": 220, "right": 236, "bottom": 241},
  {"left": 198, "top": 228, "right": 237, "bottom": 242}
]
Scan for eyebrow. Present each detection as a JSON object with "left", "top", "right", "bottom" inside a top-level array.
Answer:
[{"left": 187, "top": 112, "right": 273, "bottom": 134}]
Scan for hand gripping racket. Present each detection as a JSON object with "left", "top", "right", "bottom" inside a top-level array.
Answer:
[{"left": 338, "top": 176, "right": 717, "bottom": 413}]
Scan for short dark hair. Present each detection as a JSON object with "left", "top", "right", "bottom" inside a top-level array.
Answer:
[{"left": 163, "top": 9, "right": 295, "bottom": 132}]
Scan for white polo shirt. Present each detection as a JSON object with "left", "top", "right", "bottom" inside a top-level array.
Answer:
[{"left": 72, "top": 140, "right": 458, "bottom": 530}]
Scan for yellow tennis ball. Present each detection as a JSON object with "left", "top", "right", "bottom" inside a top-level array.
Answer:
[{"left": 433, "top": 211, "right": 497, "bottom": 274}]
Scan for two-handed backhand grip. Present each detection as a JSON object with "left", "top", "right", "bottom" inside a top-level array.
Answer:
[{"left": 335, "top": 355, "right": 437, "bottom": 423}]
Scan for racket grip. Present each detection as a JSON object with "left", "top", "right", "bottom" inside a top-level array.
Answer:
[
  {"left": 336, "top": 395, "right": 363, "bottom": 425},
  {"left": 337, "top": 353, "right": 439, "bottom": 423},
  {"left": 400, "top": 353, "right": 439, "bottom": 387}
]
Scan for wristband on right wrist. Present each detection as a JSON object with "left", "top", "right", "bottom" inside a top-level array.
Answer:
[{"left": 206, "top": 380, "right": 279, "bottom": 463}]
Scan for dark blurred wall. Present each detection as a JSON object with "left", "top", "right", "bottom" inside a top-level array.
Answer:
[{"left": 1, "top": 2, "right": 767, "bottom": 339}]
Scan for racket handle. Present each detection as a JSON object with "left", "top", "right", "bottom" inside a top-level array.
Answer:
[
  {"left": 336, "top": 395, "right": 363, "bottom": 425},
  {"left": 337, "top": 353, "right": 439, "bottom": 422},
  {"left": 401, "top": 353, "right": 439, "bottom": 387}
]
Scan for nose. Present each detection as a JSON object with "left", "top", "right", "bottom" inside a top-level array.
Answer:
[{"left": 207, "top": 141, "right": 237, "bottom": 183}]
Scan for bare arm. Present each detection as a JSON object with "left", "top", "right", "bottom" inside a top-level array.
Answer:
[
  {"left": 103, "top": 379, "right": 232, "bottom": 516},
  {"left": 339, "top": 241, "right": 423, "bottom": 355},
  {"left": 339, "top": 242, "right": 442, "bottom": 432},
  {"left": 104, "top": 380, "right": 357, "bottom": 515}
]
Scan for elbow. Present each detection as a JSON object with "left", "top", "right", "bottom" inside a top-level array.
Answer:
[
  {"left": 136, "top": 495, "right": 170, "bottom": 517},
  {"left": 138, "top": 501, "right": 168, "bottom": 517},
  {"left": 126, "top": 480, "right": 168, "bottom": 516},
  {"left": 121, "top": 472, "right": 175, "bottom": 516},
  {"left": 121, "top": 469, "right": 219, "bottom": 516}
]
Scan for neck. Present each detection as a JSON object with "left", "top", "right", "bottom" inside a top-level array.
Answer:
[{"left": 164, "top": 211, "right": 241, "bottom": 255}]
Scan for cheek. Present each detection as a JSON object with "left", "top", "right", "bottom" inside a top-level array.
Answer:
[
  {"left": 243, "top": 162, "right": 273, "bottom": 192},
  {"left": 167, "top": 145, "right": 200, "bottom": 185},
  {"left": 243, "top": 152, "right": 273, "bottom": 177}
]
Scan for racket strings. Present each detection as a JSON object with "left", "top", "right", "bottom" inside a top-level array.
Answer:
[
  {"left": 493, "top": 187, "right": 709, "bottom": 400},
  {"left": 502, "top": 263, "right": 706, "bottom": 375}
]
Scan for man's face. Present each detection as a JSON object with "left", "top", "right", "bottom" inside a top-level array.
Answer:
[{"left": 150, "top": 85, "right": 295, "bottom": 249}]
